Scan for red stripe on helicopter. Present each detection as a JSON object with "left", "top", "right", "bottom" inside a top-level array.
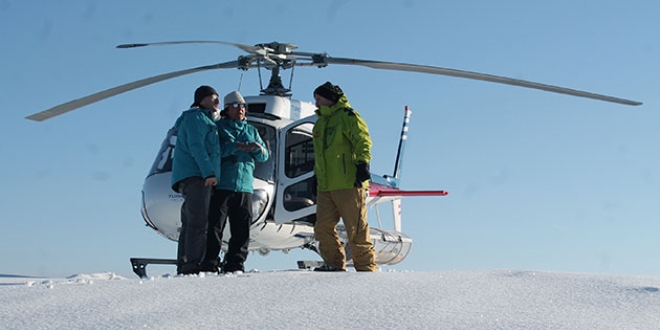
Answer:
[{"left": 369, "top": 183, "right": 448, "bottom": 197}]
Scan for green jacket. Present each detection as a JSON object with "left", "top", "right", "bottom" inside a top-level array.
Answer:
[{"left": 313, "top": 95, "right": 372, "bottom": 191}]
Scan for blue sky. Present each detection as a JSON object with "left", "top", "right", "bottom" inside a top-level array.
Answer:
[{"left": 1, "top": 0, "right": 658, "bottom": 278}]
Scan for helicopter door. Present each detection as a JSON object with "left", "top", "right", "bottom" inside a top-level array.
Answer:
[{"left": 273, "top": 117, "right": 318, "bottom": 225}]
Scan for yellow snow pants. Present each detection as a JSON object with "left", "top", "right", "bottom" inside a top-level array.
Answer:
[{"left": 314, "top": 188, "right": 378, "bottom": 272}]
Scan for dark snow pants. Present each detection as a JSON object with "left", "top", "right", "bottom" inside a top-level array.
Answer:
[
  {"left": 177, "top": 176, "right": 213, "bottom": 274},
  {"left": 204, "top": 189, "right": 252, "bottom": 272}
]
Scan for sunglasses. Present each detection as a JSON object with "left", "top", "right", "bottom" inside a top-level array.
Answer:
[{"left": 231, "top": 103, "right": 247, "bottom": 109}]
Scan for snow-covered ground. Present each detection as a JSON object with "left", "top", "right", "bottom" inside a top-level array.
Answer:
[{"left": 1, "top": 269, "right": 658, "bottom": 329}]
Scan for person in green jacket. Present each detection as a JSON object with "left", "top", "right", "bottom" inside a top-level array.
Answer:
[
  {"left": 171, "top": 85, "right": 222, "bottom": 275},
  {"left": 201, "top": 91, "right": 269, "bottom": 273},
  {"left": 311, "top": 81, "right": 378, "bottom": 272}
]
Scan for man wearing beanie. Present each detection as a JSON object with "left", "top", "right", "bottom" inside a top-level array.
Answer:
[
  {"left": 171, "top": 85, "right": 222, "bottom": 275},
  {"left": 311, "top": 81, "right": 378, "bottom": 272},
  {"left": 201, "top": 90, "right": 269, "bottom": 273}
]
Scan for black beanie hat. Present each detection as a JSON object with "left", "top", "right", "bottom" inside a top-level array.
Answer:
[
  {"left": 314, "top": 81, "right": 344, "bottom": 103},
  {"left": 192, "top": 85, "right": 218, "bottom": 107}
]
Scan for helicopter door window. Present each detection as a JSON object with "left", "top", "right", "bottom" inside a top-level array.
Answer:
[
  {"left": 249, "top": 122, "right": 276, "bottom": 182},
  {"left": 283, "top": 178, "right": 316, "bottom": 216},
  {"left": 284, "top": 124, "right": 315, "bottom": 178}
]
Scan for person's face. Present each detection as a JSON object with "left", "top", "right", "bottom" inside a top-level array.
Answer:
[
  {"left": 200, "top": 94, "right": 220, "bottom": 112},
  {"left": 225, "top": 102, "right": 247, "bottom": 121},
  {"left": 314, "top": 94, "right": 335, "bottom": 108}
]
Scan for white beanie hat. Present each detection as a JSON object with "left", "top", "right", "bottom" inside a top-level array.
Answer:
[{"left": 223, "top": 91, "right": 246, "bottom": 108}]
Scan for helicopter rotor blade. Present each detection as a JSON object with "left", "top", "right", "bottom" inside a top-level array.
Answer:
[
  {"left": 117, "top": 41, "right": 260, "bottom": 54},
  {"left": 322, "top": 57, "right": 642, "bottom": 106},
  {"left": 26, "top": 60, "right": 240, "bottom": 122}
]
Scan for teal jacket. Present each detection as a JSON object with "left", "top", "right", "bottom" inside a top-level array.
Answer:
[
  {"left": 216, "top": 117, "right": 269, "bottom": 193},
  {"left": 171, "top": 108, "right": 221, "bottom": 192},
  {"left": 313, "top": 95, "right": 372, "bottom": 191}
]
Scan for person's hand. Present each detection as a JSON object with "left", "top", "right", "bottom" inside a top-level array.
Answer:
[
  {"left": 236, "top": 142, "right": 248, "bottom": 151},
  {"left": 237, "top": 142, "right": 260, "bottom": 152},
  {"left": 205, "top": 177, "right": 217, "bottom": 187},
  {"left": 246, "top": 142, "right": 261, "bottom": 152}
]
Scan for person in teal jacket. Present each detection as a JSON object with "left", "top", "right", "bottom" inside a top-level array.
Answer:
[
  {"left": 202, "top": 91, "right": 269, "bottom": 273},
  {"left": 311, "top": 81, "right": 378, "bottom": 272},
  {"left": 171, "top": 85, "right": 222, "bottom": 275}
]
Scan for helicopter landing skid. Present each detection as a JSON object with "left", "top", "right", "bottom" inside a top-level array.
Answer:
[
  {"left": 130, "top": 257, "right": 322, "bottom": 276},
  {"left": 130, "top": 257, "right": 177, "bottom": 278},
  {"left": 297, "top": 260, "right": 324, "bottom": 270}
]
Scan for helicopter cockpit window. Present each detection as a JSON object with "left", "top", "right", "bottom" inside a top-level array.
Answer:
[
  {"left": 148, "top": 123, "right": 276, "bottom": 183},
  {"left": 250, "top": 122, "right": 276, "bottom": 182},
  {"left": 147, "top": 128, "right": 177, "bottom": 177},
  {"left": 285, "top": 124, "right": 315, "bottom": 178}
]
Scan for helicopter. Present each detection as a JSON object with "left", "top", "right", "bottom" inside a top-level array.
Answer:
[{"left": 25, "top": 41, "right": 641, "bottom": 278}]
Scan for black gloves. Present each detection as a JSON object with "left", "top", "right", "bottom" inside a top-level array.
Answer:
[
  {"left": 355, "top": 162, "right": 370, "bottom": 186},
  {"left": 314, "top": 162, "right": 369, "bottom": 191}
]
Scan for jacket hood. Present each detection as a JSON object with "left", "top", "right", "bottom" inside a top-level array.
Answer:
[
  {"left": 315, "top": 95, "right": 351, "bottom": 117},
  {"left": 175, "top": 108, "right": 214, "bottom": 128}
]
